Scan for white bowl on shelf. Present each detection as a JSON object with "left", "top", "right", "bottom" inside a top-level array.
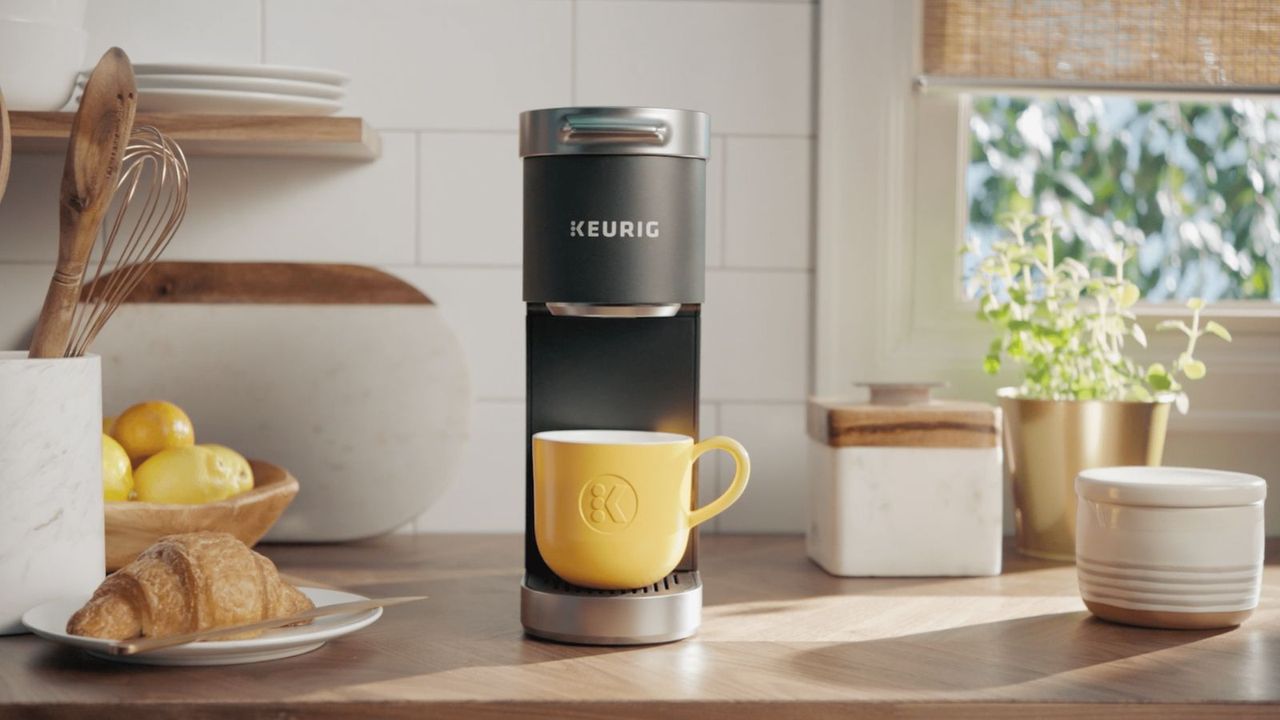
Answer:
[
  {"left": 0, "top": 19, "right": 86, "bottom": 110},
  {"left": 1075, "top": 466, "right": 1266, "bottom": 629}
]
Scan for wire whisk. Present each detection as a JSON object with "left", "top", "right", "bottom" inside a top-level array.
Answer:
[{"left": 65, "top": 126, "right": 189, "bottom": 357}]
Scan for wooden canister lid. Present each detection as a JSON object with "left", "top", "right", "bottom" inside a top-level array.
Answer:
[{"left": 808, "top": 383, "right": 1000, "bottom": 449}]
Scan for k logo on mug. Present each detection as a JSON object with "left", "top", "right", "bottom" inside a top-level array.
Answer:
[{"left": 580, "top": 475, "right": 638, "bottom": 532}]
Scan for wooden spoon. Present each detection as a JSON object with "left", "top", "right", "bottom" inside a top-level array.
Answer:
[
  {"left": 0, "top": 88, "right": 11, "bottom": 206},
  {"left": 28, "top": 47, "right": 137, "bottom": 358}
]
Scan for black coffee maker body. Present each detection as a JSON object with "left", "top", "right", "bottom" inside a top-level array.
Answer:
[{"left": 519, "top": 107, "right": 709, "bottom": 645}]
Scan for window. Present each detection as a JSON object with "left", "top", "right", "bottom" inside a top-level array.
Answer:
[
  {"left": 965, "top": 96, "right": 1280, "bottom": 303},
  {"left": 816, "top": 1, "right": 1279, "bottom": 522}
]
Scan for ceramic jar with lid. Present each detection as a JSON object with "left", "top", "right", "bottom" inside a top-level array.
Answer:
[
  {"left": 1075, "top": 466, "right": 1267, "bottom": 629},
  {"left": 807, "top": 383, "right": 1003, "bottom": 577}
]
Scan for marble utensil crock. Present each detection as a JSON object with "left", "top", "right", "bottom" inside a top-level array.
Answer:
[
  {"left": 0, "top": 351, "right": 104, "bottom": 635},
  {"left": 1075, "top": 466, "right": 1266, "bottom": 630}
]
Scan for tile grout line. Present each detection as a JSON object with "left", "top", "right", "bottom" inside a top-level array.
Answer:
[
  {"left": 570, "top": 0, "right": 578, "bottom": 104},
  {"left": 413, "top": 132, "right": 422, "bottom": 265},
  {"left": 711, "top": 401, "right": 723, "bottom": 534},
  {"left": 471, "top": 398, "right": 807, "bottom": 407},
  {"left": 577, "top": 0, "right": 815, "bottom": 4},
  {"left": 720, "top": 138, "right": 730, "bottom": 269},
  {"left": 373, "top": 128, "right": 814, "bottom": 139},
  {"left": 711, "top": 399, "right": 807, "bottom": 407},
  {"left": 0, "top": 260, "right": 814, "bottom": 273},
  {"left": 258, "top": 0, "right": 266, "bottom": 64}
]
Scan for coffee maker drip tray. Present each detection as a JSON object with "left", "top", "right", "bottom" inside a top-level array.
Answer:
[{"left": 520, "top": 571, "right": 702, "bottom": 645}]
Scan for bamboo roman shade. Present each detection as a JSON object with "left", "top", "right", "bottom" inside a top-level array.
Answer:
[{"left": 922, "top": 0, "right": 1280, "bottom": 90}]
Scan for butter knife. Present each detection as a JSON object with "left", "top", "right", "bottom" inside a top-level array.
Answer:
[{"left": 108, "top": 595, "right": 427, "bottom": 655}]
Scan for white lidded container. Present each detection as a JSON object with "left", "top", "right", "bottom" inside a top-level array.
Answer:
[
  {"left": 1075, "top": 466, "right": 1266, "bottom": 629},
  {"left": 0, "top": 351, "right": 104, "bottom": 634},
  {"left": 807, "top": 383, "right": 1003, "bottom": 576}
]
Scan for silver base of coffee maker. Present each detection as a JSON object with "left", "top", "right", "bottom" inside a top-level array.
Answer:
[{"left": 520, "top": 571, "right": 702, "bottom": 645}]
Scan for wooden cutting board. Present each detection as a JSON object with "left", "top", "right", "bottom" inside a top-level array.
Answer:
[{"left": 88, "top": 262, "right": 470, "bottom": 541}]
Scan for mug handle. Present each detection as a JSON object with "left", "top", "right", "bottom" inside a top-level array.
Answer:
[{"left": 687, "top": 436, "right": 750, "bottom": 528}]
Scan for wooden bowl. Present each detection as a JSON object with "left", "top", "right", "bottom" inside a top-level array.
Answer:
[{"left": 105, "top": 460, "right": 299, "bottom": 570}]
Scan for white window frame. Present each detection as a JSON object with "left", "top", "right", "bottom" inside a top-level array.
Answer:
[{"left": 814, "top": 0, "right": 1280, "bottom": 437}]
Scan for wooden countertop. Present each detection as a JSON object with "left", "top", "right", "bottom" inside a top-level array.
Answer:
[{"left": 2, "top": 535, "right": 1277, "bottom": 718}]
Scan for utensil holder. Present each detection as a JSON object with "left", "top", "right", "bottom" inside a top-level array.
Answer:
[{"left": 0, "top": 351, "right": 103, "bottom": 634}]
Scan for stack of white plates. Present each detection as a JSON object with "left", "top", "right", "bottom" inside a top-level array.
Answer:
[{"left": 76, "top": 63, "right": 350, "bottom": 116}]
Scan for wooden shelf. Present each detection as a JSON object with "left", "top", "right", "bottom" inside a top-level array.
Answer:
[{"left": 10, "top": 112, "right": 380, "bottom": 160}]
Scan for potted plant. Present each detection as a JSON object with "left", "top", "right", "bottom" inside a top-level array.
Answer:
[{"left": 965, "top": 215, "right": 1231, "bottom": 559}]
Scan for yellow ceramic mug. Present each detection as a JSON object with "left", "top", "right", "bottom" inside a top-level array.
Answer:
[{"left": 533, "top": 430, "right": 750, "bottom": 590}]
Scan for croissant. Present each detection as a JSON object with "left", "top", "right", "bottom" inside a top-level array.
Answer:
[{"left": 67, "top": 531, "right": 314, "bottom": 640}]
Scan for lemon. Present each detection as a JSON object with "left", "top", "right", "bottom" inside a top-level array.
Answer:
[
  {"left": 112, "top": 401, "right": 195, "bottom": 465},
  {"left": 102, "top": 416, "right": 116, "bottom": 434},
  {"left": 102, "top": 433, "right": 133, "bottom": 502},
  {"left": 134, "top": 446, "right": 239, "bottom": 504},
  {"left": 202, "top": 444, "right": 254, "bottom": 494}
]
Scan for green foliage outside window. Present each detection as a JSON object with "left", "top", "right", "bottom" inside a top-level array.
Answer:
[{"left": 966, "top": 96, "right": 1280, "bottom": 302}]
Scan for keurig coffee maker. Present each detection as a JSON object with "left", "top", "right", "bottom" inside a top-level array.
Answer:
[{"left": 519, "top": 107, "right": 709, "bottom": 645}]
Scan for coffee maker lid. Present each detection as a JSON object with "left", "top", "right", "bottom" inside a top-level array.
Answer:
[{"left": 520, "top": 107, "right": 710, "bottom": 159}]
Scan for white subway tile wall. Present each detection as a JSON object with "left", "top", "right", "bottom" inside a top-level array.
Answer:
[
  {"left": 85, "top": 0, "right": 263, "bottom": 65},
  {"left": 0, "top": 0, "right": 816, "bottom": 533},
  {"left": 724, "top": 137, "right": 813, "bottom": 269},
  {"left": 418, "top": 133, "right": 521, "bottom": 265},
  {"left": 264, "top": 0, "right": 573, "bottom": 129},
  {"left": 716, "top": 402, "right": 810, "bottom": 532},
  {"left": 575, "top": 0, "right": 813, "bottom": 135},
  {"left": 169, "top": 133, "right": 420, "bottom": 263}
]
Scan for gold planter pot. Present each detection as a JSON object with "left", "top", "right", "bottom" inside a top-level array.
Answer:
[{"left": 999, "top": 389, "right": 1171, "bottom": 560}]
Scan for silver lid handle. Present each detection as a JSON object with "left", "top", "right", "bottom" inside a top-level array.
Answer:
[
  {"left": 559, "top": 117, "right": 669, "bottom": 146},
  {"left": 521, "top": 107, "right": 708, "bottom": 158}
]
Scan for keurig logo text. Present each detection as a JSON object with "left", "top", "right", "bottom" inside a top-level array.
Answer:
[{"left": 569, "top": 220, "right": 660, "bottom": 238}]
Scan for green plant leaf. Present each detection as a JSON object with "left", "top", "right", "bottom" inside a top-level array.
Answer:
[
  {"left": 1118, "top": 283, "right": 1140, "bottom": 308},
  {"left": 1183, "top": 359, "right": 1207, "bottom": 380},
  {"left": 1131, "top": 323, "right": 1147, "bottom": 347},
  {"left": 1155, "top": 319, "right": 1191, "bottom": 334},
  {"left": 1185, "top": 298, "right": 1206, "bottom": 311},
  {"left": 1147, "top": 364, "right": 1173, "bottom": 391},
  {"left": 983, "top": 355, "right": 1001, "bottom": 374},
  {"left": 1203, "top": 320, "right": 1233, "bottom": 342}
]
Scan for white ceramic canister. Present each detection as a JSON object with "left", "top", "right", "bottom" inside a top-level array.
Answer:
[
  {"left": 0, "top": 351, "right": 104, "bottom": 634},
  {"left": 1075, "top": 466, "right": 1267, "bottom": 630},
  {"left": 807, "top": 383, "right": 1004, "bottom": 577}
]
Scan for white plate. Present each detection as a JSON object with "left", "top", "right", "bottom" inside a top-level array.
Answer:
[
  {"left": 22, "top": 587, "right": 382, "bottom": 666},
  {"left": 133, "top": 74, "right": 345, "bottom": 100},
  {"left": 136, "top": 88, "right": 342, "bottom": 116},
  {"left": 132, "top": 62, "right": 349, "bottom": 86}
]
